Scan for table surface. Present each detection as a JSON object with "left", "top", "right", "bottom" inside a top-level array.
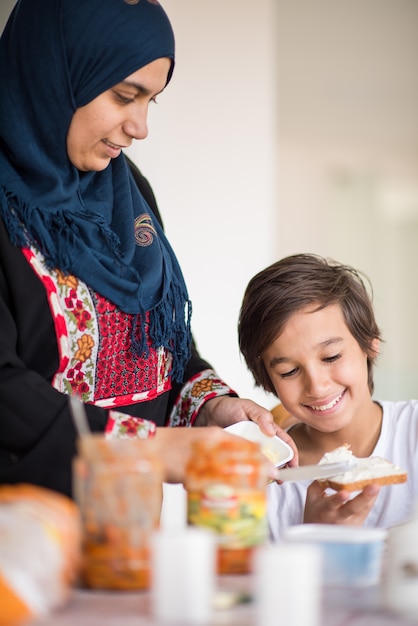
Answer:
[
  {"left": 32, "top": 575, "right": 418, "bottom": 626},
  {"left": 32, "top": 484, "right": 418, "bottom": 625}
]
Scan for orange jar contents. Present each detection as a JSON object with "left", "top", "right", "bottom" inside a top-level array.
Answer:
[
  {"left": 185, "top": 436, "right": 268, "bottom": 574},
  {"left": 73, "top": 436, "right": 163, "bottom": 590}
]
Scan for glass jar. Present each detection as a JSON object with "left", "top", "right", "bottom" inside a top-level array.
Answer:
[
  {"left": 73, "top": 435, "right": 163, "bottom": 590},
  {"left": 185, "top": 436, "right": 268, "bottom": 574}
]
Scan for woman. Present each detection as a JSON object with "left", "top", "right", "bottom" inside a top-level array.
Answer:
[{"left": 0, "top": 0, "right": 296, "bottom": 497}]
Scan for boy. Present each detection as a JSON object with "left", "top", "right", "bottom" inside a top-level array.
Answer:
[{"left": 238, "top": 253, "right": 418, "bottom": 535}]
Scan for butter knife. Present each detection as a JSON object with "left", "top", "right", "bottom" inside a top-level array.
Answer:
[{"left": 275, "top": 461, "right": 353, "bottom": 483}]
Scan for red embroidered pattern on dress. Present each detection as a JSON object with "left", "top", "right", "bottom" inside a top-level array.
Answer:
[
  {"left": 22, "top": 247, "right": 172, "bottom": 409},
  {"left": 105, "top": 410, "right": 157, "bottom": 439},
  {"left": 168, "top": 369, "right": 237, "bottom": 427}
]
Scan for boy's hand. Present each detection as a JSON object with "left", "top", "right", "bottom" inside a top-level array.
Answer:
[{"left": 303, "top": 480, "right": 381, "bottom": 526}]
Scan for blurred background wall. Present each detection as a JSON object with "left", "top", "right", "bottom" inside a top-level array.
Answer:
[
  {"left": 2, "top": 0, "right": 417, "bottom": 407},
  {"left": 275, "top": 0, "right": 418, "bottom": 403}
]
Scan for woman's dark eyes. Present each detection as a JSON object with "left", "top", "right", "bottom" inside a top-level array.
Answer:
[
  {"left": 115, "top": 93, "right": 135, "bottom": 104},
  {"left": 114, "top": 92, "right": 158, "bottom": 105}
]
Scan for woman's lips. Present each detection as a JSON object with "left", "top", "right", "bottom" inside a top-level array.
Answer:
[{"left": 102, "top": 139, "right": 125, "bottom": 158}]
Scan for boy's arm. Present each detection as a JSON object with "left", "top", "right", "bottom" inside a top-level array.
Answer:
[{"left": 303, "top": 480, "right": 381, "bottom": 525}]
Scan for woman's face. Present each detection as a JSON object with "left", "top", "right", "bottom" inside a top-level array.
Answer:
[{"left": 67, "top": 57, "right": 171, "bottom": 172}]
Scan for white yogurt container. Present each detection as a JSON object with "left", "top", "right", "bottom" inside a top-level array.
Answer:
[
  {"left": 224, "top": 421, "right": 294, "bottom": 467},
  {"left": 281, "top": 524, "right": 387, "bottom": 587}
]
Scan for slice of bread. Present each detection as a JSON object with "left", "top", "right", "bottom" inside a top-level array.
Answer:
[{"left": 318, "top": 444, "right": 407, "bottom": 492}]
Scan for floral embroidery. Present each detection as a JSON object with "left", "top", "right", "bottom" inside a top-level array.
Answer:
[
  {"left": 21, "top": 248, "right": 237, "bottom": 431},
  {"left": 65, "top": 289, "right": 92, "bottom": 332},
  {"left": 56, "top": 270, "right": 78, "bottom": 290},
  {"left": 191, "top": 378, "right": 215, "bottom": 397},
  {"left": 66, "top": 362, "right": 89, "bottom": 397},
  {"left": 168, "top": 369, "right": 237, "bottom": 427},
  {"left": 74, "top": 334, "right": 95, "bottom": 363},
  {"left": 134, "top": 213, "right": 156, "bottom": 246},
  {"left": 22, "top": 246, "right": 172, "bottom": 409},
  {"left": 105, "top": 411, "right": 156, "bottom": 439}
]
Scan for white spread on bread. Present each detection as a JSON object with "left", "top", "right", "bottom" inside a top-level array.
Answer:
[
  {"left": 318, "top": 444, "right": 407, "bottom": 490},
  {"left": 319, "top": 443, "right": 356, "bottom": 467}
]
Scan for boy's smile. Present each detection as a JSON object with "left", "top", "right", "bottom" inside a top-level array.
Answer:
[
  {"left": 305, "top": 389, "right": 346, "bottom": 413},
  {"left": 263, "top": 302, "right": 378, "bottom": 435}
]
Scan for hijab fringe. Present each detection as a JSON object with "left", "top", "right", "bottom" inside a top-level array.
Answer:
[
  {"left": 0, "top": 188, "right": 29, "bottom": 248},
  {"left": 1, "top": 188, "right": 123, "bottom": 272},
  {"left": 131, "top": 291, "right": 192, "bottom": 384},
  {"left": 1, "top": 189, "right": 192, "bottom": 383}
]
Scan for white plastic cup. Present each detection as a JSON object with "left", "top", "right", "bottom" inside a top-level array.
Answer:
[
  {"left": 159, "top": 482, "right": 187, "bottom": 530},
  {"left": 151, "top": 527, "right": 216, "bottom": 624},
  {"left": 254, "top": 543, "right": 322, "bottom": 626},
  {"left": 282, "top": 524, "right": 386, "bottom": 587}
]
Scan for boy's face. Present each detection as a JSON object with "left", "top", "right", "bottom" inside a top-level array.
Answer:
[{"left": 262, "top": 303, "right": 376, "bottom": 433}]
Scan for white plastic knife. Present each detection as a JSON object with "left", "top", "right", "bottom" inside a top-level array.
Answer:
[{"left": 275, "top": 461, "right": 353, "bottom": 483}]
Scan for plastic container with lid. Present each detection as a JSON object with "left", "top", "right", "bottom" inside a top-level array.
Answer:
[
  {"left": 282, "top": 524, "right": 386, "bottom": 587},
  {"left": 73, "top": 435, "right": 164, "bottom": 590},
  {"left": 184, "top": 436, "right": 269, "bottom": 574}
]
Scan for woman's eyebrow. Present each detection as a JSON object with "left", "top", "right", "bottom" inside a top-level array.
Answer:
[{"left": 119, "top": 80, "right": 163, "bottom": 97}]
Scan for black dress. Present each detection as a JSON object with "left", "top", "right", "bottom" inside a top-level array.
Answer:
[{"left": 0, "top": 160, "right": 214, "bottom": 496}]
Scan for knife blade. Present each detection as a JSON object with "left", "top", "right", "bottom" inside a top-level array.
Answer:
[{"left": 275, "top": 461, "right": 353, "bottom": 483}]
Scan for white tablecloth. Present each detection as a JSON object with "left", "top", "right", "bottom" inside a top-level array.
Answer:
[
  {"left": 31, "top": 576, "right": 418, "bottom": 626},
  {"left": 30, "top": 486, "right": 418, "bottom": 626}
]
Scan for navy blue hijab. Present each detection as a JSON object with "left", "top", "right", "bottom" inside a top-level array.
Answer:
[{"left": 0, "top": 0, "right": 191, "bottom": 381}]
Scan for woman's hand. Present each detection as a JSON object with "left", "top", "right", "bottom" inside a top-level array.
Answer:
[
  {"left": 155, "top": 425, "right": 290, "bottom": 484},
  {"left": 154, "top": 426, "right": 223, "bottom": 483},
  {"left": 195, "top": 396, "right": 298, "bottom": 466},
  {"left": 303, "top": 480, "right": 381, "bottom": 525}
]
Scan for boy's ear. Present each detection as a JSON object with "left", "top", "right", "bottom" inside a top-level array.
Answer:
[{"left": 371, "top": 338, "right": 380, "bottom": 356}]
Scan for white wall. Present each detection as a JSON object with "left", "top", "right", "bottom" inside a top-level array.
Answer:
[
  {"left": 275, "top": 0, "right": 418, "bottom": 400},
  {"left": 0, "top": 1, "right": 14, "bottom": 19}
]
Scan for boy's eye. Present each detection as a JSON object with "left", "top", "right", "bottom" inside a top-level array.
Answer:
[
  {"left": 280, "top": 367, "right": 298, "bottom": 379},
  {"left": 323, "top": 353, "right": 342, "bottom": 363}
]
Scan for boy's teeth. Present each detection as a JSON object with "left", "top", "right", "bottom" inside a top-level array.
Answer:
[{"left": 310, "top": 392, "right": 343, "bottom": 411}]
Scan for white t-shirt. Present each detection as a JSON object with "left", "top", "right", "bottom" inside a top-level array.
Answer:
[{"left": 268, "top": 399, "right": 418, "bottom": 540}]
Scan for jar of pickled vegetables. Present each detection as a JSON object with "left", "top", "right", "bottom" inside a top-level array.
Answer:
[
  {"left": 185, "top": 436, "right": 268, "bottom": 574},
  {"left": 73, "top": 435, "right": 163, "bottom": 590}
]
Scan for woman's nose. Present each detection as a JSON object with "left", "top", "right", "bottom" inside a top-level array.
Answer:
[{"left": 123, "top": 108, "right": 149, "bottom": 141}]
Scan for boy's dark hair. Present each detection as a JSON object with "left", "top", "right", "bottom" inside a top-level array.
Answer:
[{"left": 238, "top": 253, "right": 382, "bottom": 395}]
